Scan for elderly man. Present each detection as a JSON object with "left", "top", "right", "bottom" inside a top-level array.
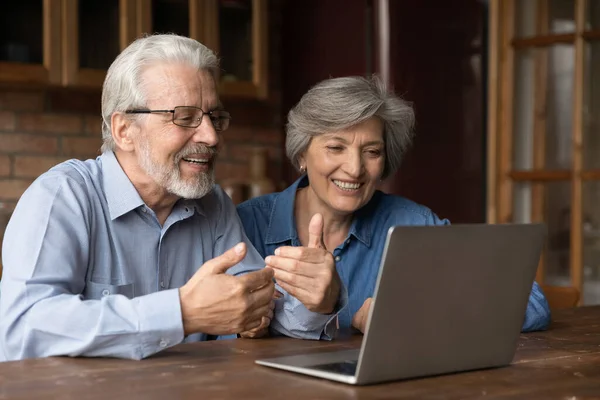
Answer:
[{"left": 0, "top": 34, "right": 342, "bottom": 361}]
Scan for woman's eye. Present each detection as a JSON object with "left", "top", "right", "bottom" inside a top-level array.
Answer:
[
  {"left": 326, "top": 146, "right": 343, "bottom": 152},
  {"left": 366, "top": 149, "right": 382, "bottom": 157}
]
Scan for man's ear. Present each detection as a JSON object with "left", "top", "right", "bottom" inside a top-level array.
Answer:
[{"left": 111, "top": 112, "right": 137, "bottom": 152}]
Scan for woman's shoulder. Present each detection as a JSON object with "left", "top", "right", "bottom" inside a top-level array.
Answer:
[
  {"left": 370, "top": 191, "right": 449, "bottom": 226},
  {"left": 237, "top": 191, "right": 281, "bottom": 213}
]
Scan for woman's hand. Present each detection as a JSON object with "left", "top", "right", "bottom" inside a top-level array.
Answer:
[
  {"left": 352, "top": 297, "right": 373, "bottom": 333},
  {"left": 265, "top": 213, "right": 342, "bottom": 314}
]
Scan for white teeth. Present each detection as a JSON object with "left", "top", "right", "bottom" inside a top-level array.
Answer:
[
  {"left": 183, "top": 157, "right": 208, "bottom": 164},
  {"left": 333, "top": 180, "right": 361, "bottom": 190}
]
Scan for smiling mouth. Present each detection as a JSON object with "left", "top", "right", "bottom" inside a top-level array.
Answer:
[
  {"left": 332, "top": 179, "right": 362, "bottom": 191},
  {"left": 182, "top": 157, "right": 210, "bottom": 165}
]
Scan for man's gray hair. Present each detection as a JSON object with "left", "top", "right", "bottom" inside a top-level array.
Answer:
[
  {"left": 286, "top": 75, "right": 415, "bottom": 179},
  {"left": 101, "top": 34, "right": 219, "bottom": 153}
]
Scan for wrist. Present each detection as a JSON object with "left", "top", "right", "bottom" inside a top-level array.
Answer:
[{"left": 178, "top": 287, "right": 194, "bottom": 336}]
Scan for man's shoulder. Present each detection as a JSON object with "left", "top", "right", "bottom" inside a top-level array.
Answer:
[{"left": 32, "top": 157, "right": 102, "bottom": 192}]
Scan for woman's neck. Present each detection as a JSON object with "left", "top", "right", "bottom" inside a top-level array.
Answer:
[{"left": 294, "top": 186, "right": 353, "bottom": 251}]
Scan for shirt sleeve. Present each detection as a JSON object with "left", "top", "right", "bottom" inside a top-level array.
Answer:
[
  {"left": 0, "top": 173, "right": 184, "bottom": 361},
  {"left": 213, "top": 186, "right": 345, "bottom": 340},
  {"left": 521, "top": 281, "right": 551, "bottom": 332}
]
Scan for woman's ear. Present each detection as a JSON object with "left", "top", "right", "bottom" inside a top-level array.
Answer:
[{"left": 111, "top": 112, "right": 137, "bottom": 152}]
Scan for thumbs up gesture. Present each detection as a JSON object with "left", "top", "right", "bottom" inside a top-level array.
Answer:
[
  {"left": 264, "top": 213, "right": 341, "bottom": 314},
  {"left": 179, "top": 242, "right": 276, "bottom": 336}
]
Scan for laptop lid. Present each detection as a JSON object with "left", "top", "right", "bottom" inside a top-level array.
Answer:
[{"left": 354, "top": 223, "right": 545, "bottom": 384}]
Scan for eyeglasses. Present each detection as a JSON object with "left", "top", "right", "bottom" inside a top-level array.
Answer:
[{"left": 125, "top": 106, "right": 231, "bottom": 131}]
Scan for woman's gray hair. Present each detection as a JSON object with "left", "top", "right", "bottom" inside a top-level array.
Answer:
[
  {"left": 101, "top": 34, "right": 219, "bottom": 153},
  {"left": 286, "top": 75, "right": 415, "bottom": 179}
]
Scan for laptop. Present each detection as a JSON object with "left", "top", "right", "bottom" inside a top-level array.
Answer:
[{"left": 256, "top": 223, "right": 546, "bottom": 385}]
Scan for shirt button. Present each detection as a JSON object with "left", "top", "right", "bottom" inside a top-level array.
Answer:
[
  {"left": 185, "top": 207, "right": 189, "bottom": 212},
  {"left": 335, "top": 256, "right": 341, "bottom": 262},
  {"left": 345, "top": 239, "right": 350, "bottom": 244},
  {"left": 101, "top": 289, "right": 110, "bottom": 296},
  {"left": 159, "top": 339, "right": 168, "bottom": 348},
  {"left": 160, "top": 281, "right": 165, "bottom": 288},
  {"left": 141, "top": 207, "right": 146, "bottom": 213}
]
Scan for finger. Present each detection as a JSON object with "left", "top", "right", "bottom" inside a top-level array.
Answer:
[
  {"left": 272, "top": 268, "right": 312, "bottom": 290},
  {"left": 247, "top": 280, "right": 275, "bottom": 307},
  {"left": 201, "top": 242, "right": 247, "bottom": 275},
  {"left": 307, "top": 213, "right": 326, "bottom": 249},
  {"left": 275, "top": 280, "right": 311, "bottom": 303},
  {"left": 271, "top": 247, "right": 327, "bottom": 263},
  {"left": 242, "top": 318, "right": 263, "bottom": 332},
  {"left": 265, "top": 256, "right": 320, "bottom": 278},
  {"left": 240, "top": 316, "right": 271, "bottom": 338},
  {"left": 238, "top": 267, "right": 274, "bottom": 292}
]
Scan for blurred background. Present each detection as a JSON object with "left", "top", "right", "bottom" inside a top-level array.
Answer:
[{"left": 0, "top": 0, "right": 598, "bottom": 308}]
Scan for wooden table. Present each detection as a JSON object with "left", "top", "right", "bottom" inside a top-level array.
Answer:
[{"left": 0, "top": 307, "right": 599, "bottom": 399}]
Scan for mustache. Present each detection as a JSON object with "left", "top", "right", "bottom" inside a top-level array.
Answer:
[{"left": 176, "top": 145, "right": 218, "bottom": 161}]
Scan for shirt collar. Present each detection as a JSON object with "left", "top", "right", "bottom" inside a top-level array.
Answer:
[
  {"left": 101, "top": 151, "right": 145, "bottom": 220},
  {"left": 265, "top": 175, "right": 304, "bottom": 245},
  {"left": 265, "top": 175, "right": 373, "bottom": 248},
  {"left": 100, "top": 151, "right": 206, "bottom": 220}
]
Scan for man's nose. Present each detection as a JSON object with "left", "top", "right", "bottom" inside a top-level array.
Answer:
[{"left": 191, "top": 115, "right": 219, "bottom": 147}]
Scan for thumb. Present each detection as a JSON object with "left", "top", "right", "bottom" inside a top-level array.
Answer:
[
  {"left": 202, "top": 242, "right": 247, "bottom": 275},
  {"left": 307, "top": 213, "right": 326, "bottom": 249}
]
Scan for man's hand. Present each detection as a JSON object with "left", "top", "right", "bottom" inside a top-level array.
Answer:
[
  {"left": 179, "top": 242, "right": 275, "bottom": 336},
  {"left": 239, "top": 290, "right": 283, "bottom": 339},
  {"left": 352, "top": 297, "right": 373, "bottom": 333},
  {"left": 265, "top": 213, "right": 341, "bottom": 314}
]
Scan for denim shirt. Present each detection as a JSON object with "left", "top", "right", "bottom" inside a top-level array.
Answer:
[{"left": 237, "top": 176, "right": 551, "bottom": 333}]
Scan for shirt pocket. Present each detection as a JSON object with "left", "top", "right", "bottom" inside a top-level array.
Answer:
[{"left": 83, "top": 281, "right": 135, "bottom": 300}]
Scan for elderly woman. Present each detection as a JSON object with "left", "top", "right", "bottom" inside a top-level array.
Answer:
[{"left": 237, "top": 75, "right": 550, "bottom": 333}]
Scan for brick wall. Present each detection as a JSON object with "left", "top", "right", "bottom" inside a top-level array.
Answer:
[
  {"left": 0, "top": 1, "right": 285, "bottom": 215},
  {"left": 0, "top": 89, "right": 284, "bottom": 210}
]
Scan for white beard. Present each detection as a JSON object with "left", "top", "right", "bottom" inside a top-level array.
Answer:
[{"left": 137, "top": 137, "right": 216, "bottom": 199}]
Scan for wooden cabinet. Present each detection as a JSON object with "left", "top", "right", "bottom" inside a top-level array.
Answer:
[
  {"left": 143, "top": 0, "right": 268, "bottom": 99},
  {"left": 0, "top": 0, "right": 268, "bottom": 99},
  {"left": 0, "top": 0, "right": 61, "bottom": 85},
  {"left": 63, "top": 0, "right": 126, "bottom": 87}
]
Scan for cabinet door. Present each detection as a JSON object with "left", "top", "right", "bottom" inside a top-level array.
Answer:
[
  {"left": 216, "top": 0, "right": 268, "bottom": 99},
  {"left": 0, "top": 0, "right": 61, "bottom": 85},
  {"left": 136, "top": 0, "right": 268, "bottom": 100},
  {"left": 62, "top": 0, "right": 137, "bottom": 87},
  {"left": 189, "top": 0, "right": 267, "bottom": 99}
]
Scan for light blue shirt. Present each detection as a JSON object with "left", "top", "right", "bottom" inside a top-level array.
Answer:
[
  {"left": 0, "top": 152, "right": 338, "bottom": 361},
  {"left": 238, "top": 176, "right": 551, "bottom": 333}
]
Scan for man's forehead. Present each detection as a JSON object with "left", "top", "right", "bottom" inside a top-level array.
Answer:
[{"left": 141, "top": 62, "right": 219, "bottom": 106}]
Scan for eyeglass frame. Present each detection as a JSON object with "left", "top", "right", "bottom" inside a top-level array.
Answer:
[{"left": 124, "top": 106, "right": 231, "bottom": 130}]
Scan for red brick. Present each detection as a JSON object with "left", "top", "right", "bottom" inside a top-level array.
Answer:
[
  {"left": 0, "top": 111, "right": 16, "bottom": 131},
  {"left": 84, "top": 114, "right": 103, "bottom": 135},
  {"left": 47, "top": 89, "right": 101, "bottom": 114},
  {"left": 226, "top": 144, "right": 282, "bottom": 164},
  {"left": 0, "top": 90, "right": 45, "bottom": 112},
  {"left": 17, "top": 113, "right": 83, "bottom": 135},
  {"left": 0, "top": 133, "right": 58, "bottom": 155},
  {"left": 14, "top": 156, "right": 69, "bottom": 179},
  {"left": 0, "top": 155, "right": 10, "bottom": 177},
  {"left": 225, "top": 127, "right": 284, "bottom": 145},
  {"left": 62, "top": 137, "right": 102, "bottom": 158},
  {"left": 0, "top": 179, "right": 33, "bottom": 201},
  {"left": 215, "top": 161, "right": 250, "bottom": 182}
]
